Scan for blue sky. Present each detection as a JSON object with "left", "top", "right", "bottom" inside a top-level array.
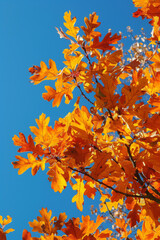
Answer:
[{"left": 0, "top": 0, "right": 151, "bottom": 239}]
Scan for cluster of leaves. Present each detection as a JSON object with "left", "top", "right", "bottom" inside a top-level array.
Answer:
[
  {"left": 3, "top": 0, "right": 160, "bottom": 239},
  {"left": 22, "top": 208, "right": 112, "bottom": 240},
  {"left": 0, "top": 216, "right": 14, "bottom": 240}
]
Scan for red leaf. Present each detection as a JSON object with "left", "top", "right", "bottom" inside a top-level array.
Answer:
[
  {"left": 92, "top": 32, "right": 121, "bottom": 52},
  {"left": 22, "top": 229, "right": 31, "bottom": 240}
]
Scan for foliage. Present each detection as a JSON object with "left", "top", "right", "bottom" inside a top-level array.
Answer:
[
  {"left": 0, "top": 216, "right": 14, "bottom": 240},
  {"left": 3, "top": 0, "right": 160, "bottom": 239}
]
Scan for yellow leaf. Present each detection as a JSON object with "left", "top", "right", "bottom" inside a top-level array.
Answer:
[
  {"left": 3, "top": 216, "right": 12, "bottom": 226},
  {"left": 63, "top": 51, "right": 83, "bottom": 70},
  {"left": 29, "top": 59, "right": 58, "bottom": 84},
  {"left": 63, "top": 11, "right": 79, "bottom": 39},
  {"left": 72, "top": 179, "right": 85, "bottom": 211},
  {"left": 12, "top": 153, "right": 46, "bottom": 176},
  {"left": 48, "top": 165, "right": 67, "bottom": 193},
  {"left": 5, "top": 228, "right": 15, "bottom": 234},
  {"left": 29, "top": 208, "right": 56, "bottom": 235},
  {"left": 80, "top": 215, "right": 104, "bottom": 235},
  {"left": 30, "top": 113, "right": 52, "bottom": 148},
  {"left": 0, "top": 215, "right": 14, "bottom": 236}
]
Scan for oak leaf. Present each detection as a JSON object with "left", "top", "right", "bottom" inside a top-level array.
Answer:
[
  {"left": 72, "top": 179, "right": 85, "bottom": 211},
  {"left": 22, "top": 229, "right": 32, "bottom": 240},
  {"left": 127, "top": 203, "right": 141, "bottom": 227},
  {"left": 63, "top": 11, "right": 79, "bottom": 39},
  {"left": 53, "top": 212, "right": 67, "bottom": 233},
  {"left": 91, "top": 32, "right": 121, "bottom": 52},
  {"left": 43, "top": 82, "right": 76, "bottom": 107},
  {"left": 29, "top": 208, "right": 57, "bottom": 235},
  {"left": 81, "top": 12, "right": 101, "bottom": 41},
  {"left": 48, "top": 164, "right": 67, "bottom": 193},
  {"left": 84, "top": 181, "right": 96, "bottom": 200},
  {"left": 12, "top": 153, "right": 46, "bottom": 175},
  {"left": 29, "top": 59, "right": 58, "bottom": 84},
  {"left": 13, "top": 133, "right": 44, "bottom": 156},
  {"left": 62, "top": 218, "right": 82, "bottom": 239},
  {"left": 80, "top": 215, "right": 104, "bottom": 236}
]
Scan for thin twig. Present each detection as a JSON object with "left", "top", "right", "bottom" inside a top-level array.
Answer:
[
  {"left": 81, "top": 42, "right": 99, "bottom": 84},
  {"left": 77, "top": 84, "right": 95, "bottom": 105}
]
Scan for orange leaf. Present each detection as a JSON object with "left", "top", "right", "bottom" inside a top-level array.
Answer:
[
  {"left": 43, "top": 82, "right": 76, "bottom": 108},
  {"left": 29, "top": 208, "right": 57, "bottom": 235},
  {"left": 53, "top": 213, "right": 67, "bottom": 232},
  {"left": 12, "top": 133, "right": 44, "bottom": 156},
  {"left": 22, "top": 229, "right": 32, "bottom": 240},
  {"left": 72, "top": 179, "right": 85, "bottom": 211},
  {"left": 48, "top": 164, "right": 67, "bottom": 193},
  {"left": 84, "top": 181, "right": 96, "bottom": 200},
  {"left": 80, "top": 215, "right": 104, "bottom": 235},
  {"left": 62, "top": 218, "right": 82, "bottom": 239},
  {"left": 29, "top": 59, "right": 58, "bottom": 84},
  {"left": 42, "top": 86, "right": 56, "bottom": 102},
  {"left": 81, "top": 12, "right": 101, "bottom": 41},
  {"left": 12, "top": 153, "right": 46, "bottom": 175},
  {"left": 92, "top": 32, "right": 121, "bottom": 52},
  {"left": 133, "top": 0, "right": 160, "bottom": 25},
  {"left": 63, "top": 11, "right": 79, "bottom": 39}
]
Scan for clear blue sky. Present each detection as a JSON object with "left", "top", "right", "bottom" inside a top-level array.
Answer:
[{"left": 0, "top": 0, "right": 150, "bottom": 239}]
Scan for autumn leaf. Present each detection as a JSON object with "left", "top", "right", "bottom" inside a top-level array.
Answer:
[
  {"left": 47, "top": 164, "right": 67, "bottom": 193},
  {"left": 80, "top": 215, "right": 104, "bottom": 236},
  {"left": 29, "top": 208, "right": 58, "bottom": 235},
  {"left": 43, "top": 81, "right": 76, "bottom": 108},
  {"left": 12, "top": 133, "right": 44, "bottom": 156},
  {"left": 63, "top": 51, "right": 83, "bottom": 70},
  {"left": 0, "top": 216, "right": 12, "bottom": 226},
  {"left": 42, "top": 86, "right": 56, "bottom": 102},
  {"left": 127, "top": 203, "right": 141, "bottom": 227},
  {"left": 29, "top": 59, "right": 58, "bottom": 84},
  {"left": 64, "top": 144, "right": 92, "bottom": 169},
  {"left": 91, "top": 32, "right": 121, "bottom": 52},
  {"left": 30, "top": 113, "right": 54, "bottom": 148},
  {"left": 22, "top": 229, "right": 32, "bottom": 240},
  {"left": 62, "top": 218, "right": 82, "bottom": 239},
  {"left": 0, "top": 216, "right": 14, "bottom": 239},
  {"left": 63, "top": 11, "right": 79, "bottom": 39},
  {"left": 84, "top": 181, "right": 96, "bottom": 199},
  {"left": 95, "top": 75, "right": 120, "bottom": 109},
  {"left": 12, "top": 153, "right": 46, "bottom": 175},
  {"left": 71, "top": 106, "right": 93, "bottom": 141},
  {"left": 0, "top": 230, "right": 6, "bottom": 240},
  {"left": 81, "top": 12, "right": 101, "bottom": 41},
  {"left": 53, "top": 213, "right": 67, "bottom": 233},
  {"left": 72, "top": 179, "right": 85, "bottom": 211}
]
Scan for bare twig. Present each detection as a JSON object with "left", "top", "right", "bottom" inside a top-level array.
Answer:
[{"left": 77, "top": 84, "right": 95, "bottom": 105}]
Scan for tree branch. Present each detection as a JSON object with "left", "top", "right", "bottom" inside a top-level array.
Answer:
[
  {"left": 77, "top": 84, "right": 95, "bottom": 105},
  {"left": 98, "top": 110, "right": 160, "bottom": 204},
  {"left": 52, "top": 154, "right": 160, "bottom": 201},
  {"left": 69, "top": 166, "right": 158, "bottom": 200},
  {"left": 81, "top": 42, "right": 99, "bottom": 84},
  {"left": 126, "top": 144, "right": 160, "bottom": 203}
]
